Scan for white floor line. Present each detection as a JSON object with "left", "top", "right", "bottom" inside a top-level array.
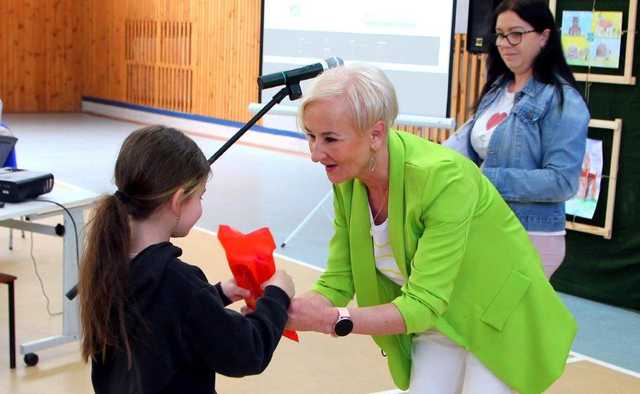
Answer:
[
  {"left": 570, "top": 351, "right": 640, "bottom": 379},
  {"left": 567, "top": 351, "right": 585, "bottom": 363},
  {"left": 274, "top": 252, "right": 325, "bottom": 272},
  {"left": 192, "top": 226, "right": 324, "bottom": 273}
]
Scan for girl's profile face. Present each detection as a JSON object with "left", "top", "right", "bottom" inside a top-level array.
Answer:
[{"left": 172, "top": 184, "right": 206, "bottom": 237}]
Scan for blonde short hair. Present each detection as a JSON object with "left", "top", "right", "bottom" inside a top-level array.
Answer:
[{"left": 298, "top": 64, "right": 398, "bottom": 133}]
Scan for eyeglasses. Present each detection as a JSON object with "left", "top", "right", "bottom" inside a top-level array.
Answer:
[{"left": 493, "top": 30, "right": 536, "bottom": 46}]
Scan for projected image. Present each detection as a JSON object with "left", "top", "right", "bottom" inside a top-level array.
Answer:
[{"left": 261, "top": 0, "right": 455, "bottom": 119}]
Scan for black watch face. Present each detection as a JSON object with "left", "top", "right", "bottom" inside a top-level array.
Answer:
[{"left": 335, "top": 318, "right": 353, "bottom": 336}]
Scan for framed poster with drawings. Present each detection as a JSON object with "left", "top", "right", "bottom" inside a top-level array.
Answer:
[
  {"left": 549, "top": 0, "right": 637, "bottom": 85},
  {"left": 565, "top": 118, "right": 622, "bottom": 239}
]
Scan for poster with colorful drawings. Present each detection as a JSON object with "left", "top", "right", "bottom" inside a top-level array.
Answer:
[
  {"left": 561, "top": 11, "right": 622, "bottom": 69},
  {"left": 566, "top": 139, "right": 603, "bottom": 219}
]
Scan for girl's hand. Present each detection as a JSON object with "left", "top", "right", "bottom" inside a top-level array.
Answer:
[{"left": 221, "top": 278, "right": 251, "bottom": 303}]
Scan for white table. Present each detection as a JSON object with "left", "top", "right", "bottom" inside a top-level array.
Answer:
[{"left": 0, "top": 181, "right": 100, "bottom": 361}]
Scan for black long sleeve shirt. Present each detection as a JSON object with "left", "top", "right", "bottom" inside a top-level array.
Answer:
[{"left": 91, "top": 242, "right": 290, "bottom": 394}]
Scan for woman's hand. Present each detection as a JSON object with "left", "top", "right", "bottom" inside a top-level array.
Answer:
[
  {"left": 220, "top": 278, "right": 251, "bottom": 303},
  {"left": 287, "top": 294, "right": 336, "bottom": 334}
]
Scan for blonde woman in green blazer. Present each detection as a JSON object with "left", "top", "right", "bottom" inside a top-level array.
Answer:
[{"left": 287, "top": 64, "right": 577, "bottom": 393}]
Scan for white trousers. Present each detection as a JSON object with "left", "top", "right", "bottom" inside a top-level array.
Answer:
[
  {"left": 409, "top": 331, "right": 514, "bottom": 394},
  {"left": 527, "top": 233, "right": 566, "bottom": 279}
]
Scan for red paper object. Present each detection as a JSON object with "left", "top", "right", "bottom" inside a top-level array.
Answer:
[{"left": 217, "top": 225, "right": 299, "bottom": 342}]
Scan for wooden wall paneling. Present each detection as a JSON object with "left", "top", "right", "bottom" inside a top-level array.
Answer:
[
  {"left": 153, "top": 19, "right": 159, "bottom": 63},
  {"left": 186, "top": 22, "right": 192, "bottom": 113},
  {"left": 208, "top": 1, "right": 217, "bottom": 116},
  {"left": 468, "top": 54, "right": 479, "bottom": 114},
  {"left": 150, "top": 20, "right": 156, "bottom": 106},
  {"left": 13, "top": 0, "right": 22, "bottom": 108},
  {"left": 222, "top": 2, "right": 232, "bottom": 117},
  {"left": 1, "top": 0, "right": 36, "bottom": 111},
  {"left": 151, "top": 64, "right": 156, "bottom": 108},
  {"left": 191, "top": 1, "right": 202, "bottom": 115},
  {"left": 479, "top": 54, "right": 487, "bottom": 95},
  {"left": 71, "top": 0, "right": 84, "bottom": 110},
  {"left": 243, "top": 0, "right": 263, "bottom": 121},
  {"left": 20, "top": 0, "right": 31, "bottom": 109},
  {"left": 95, "top": 0, "right": 111, "bottom": 100},
  {"left": 62, "top": 0, "right": 73, "bottom": 110},
  {"left": 8, "top": 0, "right": 21, "bottom": 110},
  {"left": 45, "top": 0, "right": 59, "bottom": 110},
  {"left": 459, "top": 35, "right": 470, "bottom": 127},
  {"left": 2, "top": 0, "right": 254, "bottom": 115},
  {"left": 214, "top": 3, "right": 225, "bottom": 116},
  {"left": 172, "top": 19, "right": 176, "bottom": 67},
  {"left": 14, "top": 0, "right": 26, "bottom": 110},
  {"left": 109, "top": 0, "right": 123, "bottom": 102},
  {"left": 174, "top": 23, "right": 180, "bottom": 110},
  {"left": 157, "top": 65, "right": 162, "bottom": 108},
  {"left": 4, "top": 0, "right": 13, "bottom": 110},
  {"left": 206, "top": 1, "right": 222, "bottom": 117},
  {"left": 150, "top": 63, "right": 154, "bottom": 108},
  {"left": 84, "top": 0, "right": 96, "bottom": 99},
  {"left": 138, "top": 63, "right": 143, "bottom": 106},
  {"left": 204, "top": 0, "right": 215, "bottom": 117},
  {"left": 76, "top": 1, "right": 90, "bottom": 103},
  {"left": 0, "top": 1, "right": 7, "bottom": 108},
  {"left": 144, "top": 19, "right": 149, "bottom": 64},
  {"left": 170, "top": 66, "right": 175, "bottom": 110},
  {"left": 74, "top": 0, "right": 87, "bottom": 108},
  {"left": 167, "top": 19, "right": 171, "bottom": 65},
  {"left": 450, "top": 34, "right": 462, "bottom": 124},
  {"left": 229, "top": 3, "right": 241, "bottom": 120},
  {"left": 0, "top": 0, "right": 9, "bottom": 110}
]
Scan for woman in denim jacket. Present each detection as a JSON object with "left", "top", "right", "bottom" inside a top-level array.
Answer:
[{"left": 445, "top": 0, "right": 589, "bottom": 277}]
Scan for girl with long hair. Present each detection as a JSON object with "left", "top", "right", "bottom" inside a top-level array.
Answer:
[{"left": 79, "top": 125, "right": 294, "bottom": 393}]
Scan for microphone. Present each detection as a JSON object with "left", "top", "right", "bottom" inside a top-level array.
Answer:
[{"left": 257, "top": 57, "right": 344, "bottom": 90}]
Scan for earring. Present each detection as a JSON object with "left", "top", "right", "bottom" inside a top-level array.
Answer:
[{"left": 368, "top": 151, "right": 376, "bottom": 172}]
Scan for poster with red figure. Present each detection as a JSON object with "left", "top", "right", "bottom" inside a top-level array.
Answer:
[{"left": 566, "top": 138, "right": 603, "bottom": 219}]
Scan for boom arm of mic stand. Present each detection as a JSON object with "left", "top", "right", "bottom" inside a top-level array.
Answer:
[
  {"left": 65, "top": 84, "right": 301, "bottom": 301},
  {"left": 208, "top": 84, "right": 298, "bottom": 164}
]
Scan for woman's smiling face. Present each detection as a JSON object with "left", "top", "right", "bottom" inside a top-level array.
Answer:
[
  {"left": 302, "top": 97, "right": 372, "bottom": 184},
  {"left": 496, "top": 10, "right": 549, "bottom": 76}
]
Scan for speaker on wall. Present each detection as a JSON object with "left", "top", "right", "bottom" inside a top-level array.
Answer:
[{"left": 467, "top": 0, "right": 502, "bottom": 53}]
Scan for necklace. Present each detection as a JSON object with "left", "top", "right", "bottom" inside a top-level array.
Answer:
[{"left": 370, "top": 187, "right": 389, "bottom": 229}]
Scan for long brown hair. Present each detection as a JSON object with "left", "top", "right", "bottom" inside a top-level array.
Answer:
[{"left": 79, "top": 125, "right": 210, "bottom": 365}]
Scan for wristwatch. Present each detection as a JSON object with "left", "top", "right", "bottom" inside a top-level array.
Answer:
[{"left": 333, "top": 307, "right": 353, "bottom": 337}]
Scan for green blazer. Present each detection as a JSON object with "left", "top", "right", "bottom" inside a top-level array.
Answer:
[{"left": 313, "top": 130, "right": 577, "bottom": 393}]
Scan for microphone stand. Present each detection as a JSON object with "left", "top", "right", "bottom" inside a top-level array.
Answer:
[
  {"left": 208, "top": 83, "right": 301, "bottom": 164},
  {"left": 65, "top": 82, "right": 303, "bottom": 301}
]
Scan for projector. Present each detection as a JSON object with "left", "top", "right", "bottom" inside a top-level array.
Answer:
[{"left": 0, "top": 168, "right": 54, "bottom": 203}]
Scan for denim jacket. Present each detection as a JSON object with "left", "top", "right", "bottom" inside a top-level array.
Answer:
[{"left": 444, "top": 76, "right": 589, "bottom": 232}]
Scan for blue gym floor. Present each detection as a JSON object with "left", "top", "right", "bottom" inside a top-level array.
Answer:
[{"left": 5, "top": 112, "right": 640, "bottom": 374}]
